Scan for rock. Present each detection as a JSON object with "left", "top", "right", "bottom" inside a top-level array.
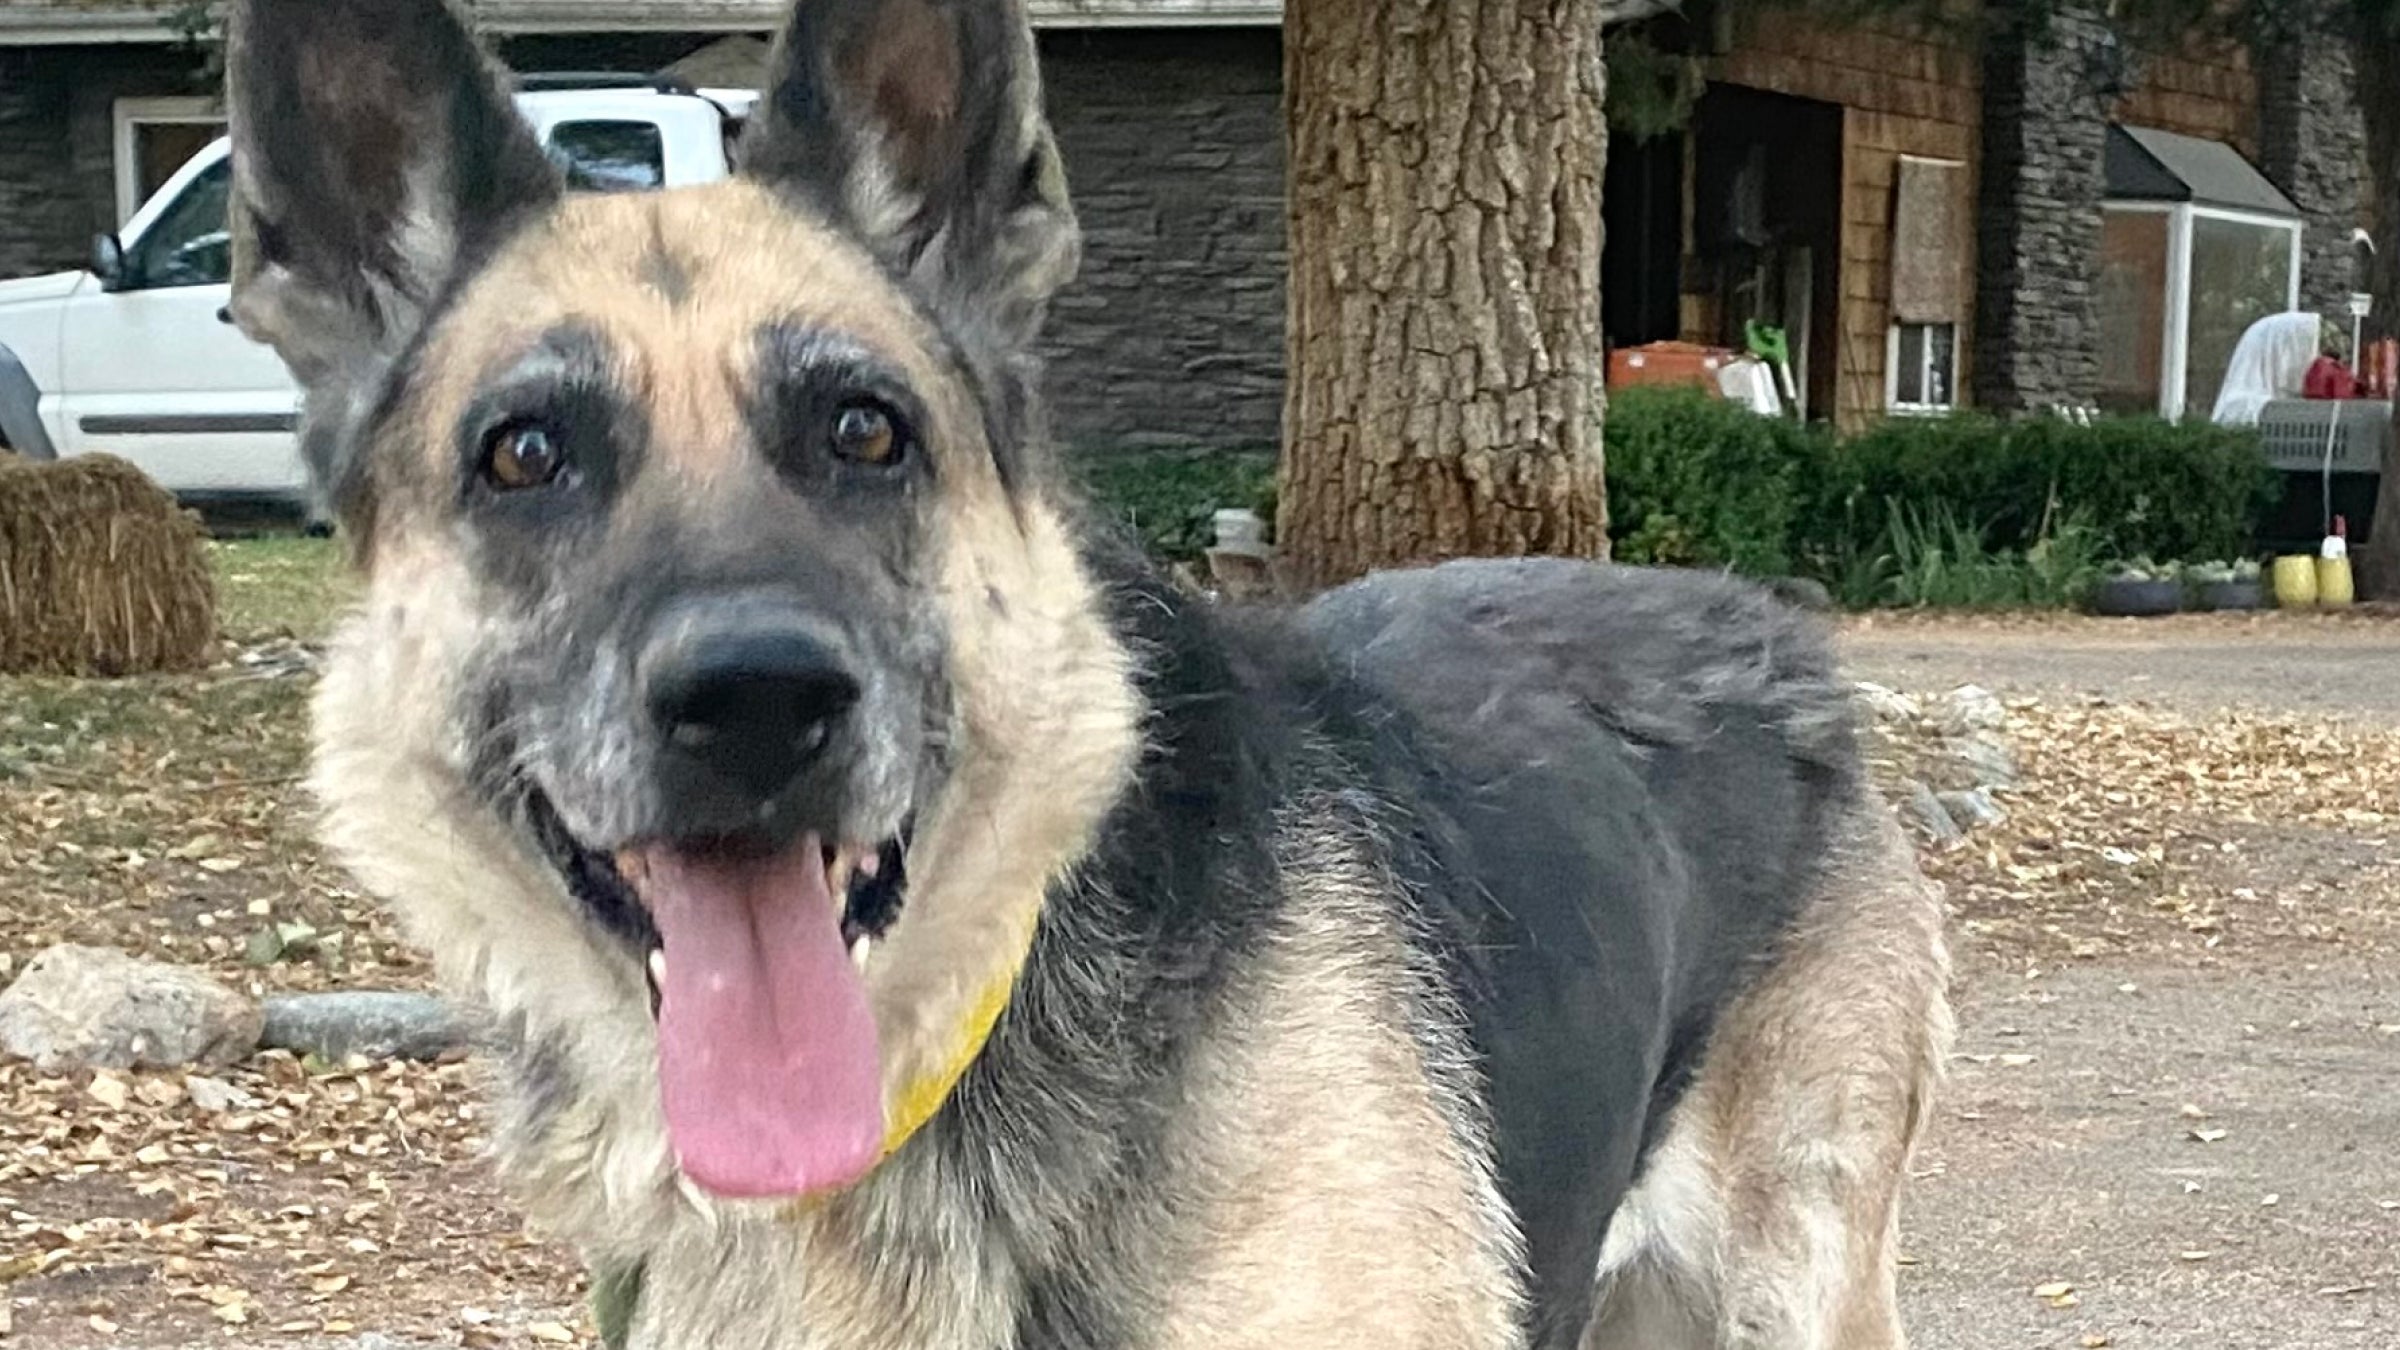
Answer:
[
  {"left": 259, "top": 991, "right": 464, "bottom": 1063},
  {"left": 1899, "top": 780, "right": 1964, "bottom": 845},
  {"left": 1934, "top": 683, "right": 2007, "bottom": 735},
  {"left": 0, "top": 945, "right": 262, "bottom": 1073},
  {"left": 1855, "top": 682, "right": 1923, "bottom": 725},
  {"left": 1763, "top": 576, "right": 1834, "bottom": 612},
  {"left": 1938, "top": 787, "right": 2010, "bottom": 831},
  {"left": 1945, "top": 734, "right": 2020, "bottom": 789}
]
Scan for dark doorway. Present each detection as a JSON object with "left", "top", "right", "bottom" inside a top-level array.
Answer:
[
  {"left": 1689, "top": 83, "right": 1843, "bottom": 421},
  {"left": 1603, "top": 128, "right": 1687, "bottom": 350}
]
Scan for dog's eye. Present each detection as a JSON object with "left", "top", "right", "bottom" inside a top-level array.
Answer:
[
  {"left": 481, "top": 423, "right": 565, "bottom": 491},
  {"left": 830, "top": 401, "right": 906, "bottom": 467}
]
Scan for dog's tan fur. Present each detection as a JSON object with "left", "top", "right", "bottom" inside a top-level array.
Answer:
[{"left": 1586, "top": 806, "right": 1952, "bottom": 1349}]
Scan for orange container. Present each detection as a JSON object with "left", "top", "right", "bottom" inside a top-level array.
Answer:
[{"left": 1607, "top": 342, "right": 1736, "bottom": 394}]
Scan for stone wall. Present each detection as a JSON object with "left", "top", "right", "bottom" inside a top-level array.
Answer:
[
  {"left": 1036, "top": 29, "right": 1285, "bottom": 451},
  {"left": 0, "top": 50, "right": 83, "bottom": 279},
  {"left": 1972, "top": 4, "right": 2117, "bottom": 414},
  {"left": 0, "top": 44, "right": 212, "bottom": 277},
  {"left": 2255, "top": 10, "right": 2366, "bottom": 317}
]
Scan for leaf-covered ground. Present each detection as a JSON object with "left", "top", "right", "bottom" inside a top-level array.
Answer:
[
  {"left": 3, "top": 548, "right": 2396, "bottom": 1345},
  {"left": 2, "top": 541, "right": 588, "bottom": 1346}
]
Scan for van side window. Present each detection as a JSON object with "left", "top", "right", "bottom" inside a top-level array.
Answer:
[
  {"left": 127, "top": 157, "right": 234, "bottom": 288},
  {"left": 548, "top": 120, "right": 667, "bottom": 192}
]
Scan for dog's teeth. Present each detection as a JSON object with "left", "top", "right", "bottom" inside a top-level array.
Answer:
[
  {"left": 855, "top": 850, "right": 883, "bottom": 879},
  {"left": 850, "top": 935, "right": 871, "bottom": 973},
  {"left": 648, "top": 950, "right": 666, "bottom": 985}
]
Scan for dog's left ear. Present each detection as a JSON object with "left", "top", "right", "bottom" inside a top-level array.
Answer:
[{"left": 740, "top": 0, "right": 1078, "bottom": 351}]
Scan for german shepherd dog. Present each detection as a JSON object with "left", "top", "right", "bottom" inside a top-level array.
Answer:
[{"left": 224, "top": 0, "right": 1950, "bottom": 1345}]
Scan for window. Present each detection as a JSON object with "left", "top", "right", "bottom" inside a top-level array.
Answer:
[
  {"left": 1887, "top": 322, "right": 1958, "bottom": 413},
  {"left": 114, "top": 97, "right": 225, "bottom": 223},
  {"left": 547, "top": 120, "right": 667, "bottom": 193},
  {"left": 125, "top": 157, "right": 233, "bottom": 289},
  {"left": 2100, "top": 125, "right": 2303, "bottom": 418},
  {"left": 2098, "top": 208, "right": 2171, "bottom": 415},
  {"left": 2184, "top": 213, "right": 2305, "bottom": 416}
]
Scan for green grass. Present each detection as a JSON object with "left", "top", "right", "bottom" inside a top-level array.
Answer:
[
  {"left": 1878, "top": 502, "right": 2108, "bottom": 611},
  {"left": 208, "top": 536, "right": 357, "bottom": 642}
]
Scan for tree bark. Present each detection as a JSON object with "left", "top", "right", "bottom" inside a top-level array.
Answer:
[
  {"left": 1276, "top": 0, "right": 1610, "bottom": 593},
  {"left": 2350, "top": 7, "right": 2400, "bottom": 598}
]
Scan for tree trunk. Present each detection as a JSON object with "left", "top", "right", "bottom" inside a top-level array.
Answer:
[
  {"left": 1275, "top": 0, "right": 1610, "bottom": 593},
  {"left": 2351, "top": 6, "right": 2400, "bottom": 598}
]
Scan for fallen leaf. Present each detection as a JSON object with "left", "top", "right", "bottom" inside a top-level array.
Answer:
[
  {"left": 2033, "top": 1282, "right": 2075, "bottom": 1299},
  {"left": 527, "top": 1322, "right": 576, "bottom": 1343},
  {"left": 2189, "top": 1128, "right": 2229, "bottom": 1144},
  {"left": 87, "top": 1072, "right": 129, "bottom": 1112}
]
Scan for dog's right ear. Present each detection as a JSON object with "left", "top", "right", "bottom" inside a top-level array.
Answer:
[{"left": 225, "top": 0, "right": 561, "bottom": 512}]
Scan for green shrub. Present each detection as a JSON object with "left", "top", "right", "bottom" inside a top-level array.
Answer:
[
  {"left": 1604, "top": 386, "right": 1825, "bottom": 576},
  {"left": 1069, "top": 448, "right": 1278, "bottom": 563},
  {"left": 1807, "top": 413, "right": 2275, "bottom": 568}
]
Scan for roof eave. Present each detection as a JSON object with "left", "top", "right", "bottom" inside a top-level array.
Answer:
[{"left": 0, "top": 1, "right": 1286, "bottom": 44}]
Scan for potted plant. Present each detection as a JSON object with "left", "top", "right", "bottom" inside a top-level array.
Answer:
[
  {"left": 2091, "top": 558, "right": 2185, "bottom": 617},
  {"left": 2190, "top": 559, "right": 2264, "bottom": 612}
]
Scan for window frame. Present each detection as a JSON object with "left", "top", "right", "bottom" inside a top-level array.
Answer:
[
  {"left": 2102, "top": 199, "right": 2303, "bottom": 419},
  {"left": 113, "top": 96, "right": 225, "bottom": 225},
  {"left": 1884, "top": 320, "right": 1960, "bottom": 416}
]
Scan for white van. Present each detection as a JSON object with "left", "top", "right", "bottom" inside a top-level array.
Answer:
[{"left": 0, "top": 80, "right": 753, "bottom": 515}]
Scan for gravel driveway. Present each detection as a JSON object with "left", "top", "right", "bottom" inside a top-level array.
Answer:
[{"left": 1848, "top": 613, "right": 2400, "bottom": 1349}]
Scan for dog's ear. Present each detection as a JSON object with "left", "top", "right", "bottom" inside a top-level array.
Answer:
[
  {"left": 225, "top": 0, "right": 561, "bottom": 510},
  {"left": 740, "top": 0, "right": 1079, "bottom": 351}
]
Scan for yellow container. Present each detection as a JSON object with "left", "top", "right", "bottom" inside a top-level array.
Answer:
[
  {"left": 2273, "top": 555, "right": 2320, "bottom": 608},
  {"left": 2317, "top": 556, "right": 2355, "bottom": 608}
]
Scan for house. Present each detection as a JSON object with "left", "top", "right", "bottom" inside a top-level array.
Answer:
[
  {"left": 1603, "top": 3, "right": 2365, "bottom": 431},
  {"left": 0, "top": 0, "right": 2367, "bottom": 447}
]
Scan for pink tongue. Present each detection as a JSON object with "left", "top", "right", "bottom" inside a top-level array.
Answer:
[{"left": 638, "top": 839, "right": 883, "bottom": 1199}]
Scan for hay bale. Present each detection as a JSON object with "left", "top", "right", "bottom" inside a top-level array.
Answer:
[{"left": 0, "top": 453, "right": 216, "bottom": 675}]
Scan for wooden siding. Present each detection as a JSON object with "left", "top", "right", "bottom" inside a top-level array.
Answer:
[{"left": 1701, "top": 9, "right": 1981, "bottom": 431}]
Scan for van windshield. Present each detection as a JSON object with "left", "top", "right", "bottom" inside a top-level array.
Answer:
[{"left": 547, "top": 120, "right": 668, "bottom": 192}]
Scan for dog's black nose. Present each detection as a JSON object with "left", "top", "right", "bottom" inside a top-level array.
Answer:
[{"left": 643, "top": 618, "right": 860, "bottom": 799}]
